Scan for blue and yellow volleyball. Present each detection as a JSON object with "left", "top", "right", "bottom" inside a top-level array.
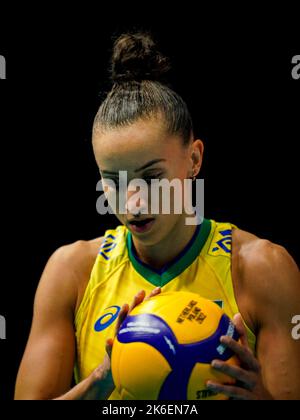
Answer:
[{"left": 111, "top": 291, "right": 239, "bottom": 400}]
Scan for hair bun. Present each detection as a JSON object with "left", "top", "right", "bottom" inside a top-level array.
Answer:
[{"left": 111, "top": 32, "right": 170, "bottom": 83}]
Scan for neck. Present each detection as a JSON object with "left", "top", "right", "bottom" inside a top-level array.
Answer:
[{"left": 131, "top": 217, "right": 198, "bottom": 271}]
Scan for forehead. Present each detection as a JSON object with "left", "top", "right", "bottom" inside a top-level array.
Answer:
[{"left": 93, "top": 118, "right": 182, "bottom": 170}]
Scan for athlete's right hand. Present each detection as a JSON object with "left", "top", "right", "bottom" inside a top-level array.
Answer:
[
  {"left": 90, "top": 287, "right": 162, "bottom": 399},
  {"left": 54, "top": 337, "right": 114, "bottom": 400},
  {"left": 56, "top": 287, "right": 161, "bottom": 400}
]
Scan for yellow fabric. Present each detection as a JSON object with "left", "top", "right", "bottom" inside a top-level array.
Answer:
[{"left": 74, "top": 220, "right": 256, "bottom": 399}]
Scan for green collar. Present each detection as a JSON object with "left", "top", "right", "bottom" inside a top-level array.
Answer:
[{"left": 126, "top": 218, "right": 211, "bottom": 287}]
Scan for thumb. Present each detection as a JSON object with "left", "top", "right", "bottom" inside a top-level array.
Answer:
[{"left": 233, "top": 313, "right": 250, "bottom": 349}]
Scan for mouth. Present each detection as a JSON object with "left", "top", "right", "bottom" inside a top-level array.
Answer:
[{"left": 128, "top": 218, "right": 155, "bottom": 234}]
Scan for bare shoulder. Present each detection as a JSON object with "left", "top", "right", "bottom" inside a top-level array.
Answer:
[
  {"left": 50, "top": 237, "right": 103, "bottom": 276},
  {"left": 232, "top": 227, "right": 300, "bottom": 327},
  {"left": 38, "top": 237, "right": 104, "bottom": 313},
  {"left": 232, "top": 227, "right": 299, "bottom": 281}
]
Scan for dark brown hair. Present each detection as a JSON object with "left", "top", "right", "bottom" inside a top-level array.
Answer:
[{"left": 93, "top": 32, "right": 193, "bottom": 144}]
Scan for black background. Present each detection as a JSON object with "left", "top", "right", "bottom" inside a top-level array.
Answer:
[{"left": 0, "top": 3, "right": 299, "bottom": 400}]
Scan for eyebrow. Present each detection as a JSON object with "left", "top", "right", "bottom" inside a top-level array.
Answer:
[
  {"left": 134, "top": 159, "right": 166, "bottom": 172},
  {"left": 101, "top": 159, "right": 166, "bottom": 176}
]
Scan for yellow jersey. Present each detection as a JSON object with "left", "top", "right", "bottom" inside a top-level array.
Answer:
[{"left": 74, "top": 218, "right": 256, "bottom": 399}]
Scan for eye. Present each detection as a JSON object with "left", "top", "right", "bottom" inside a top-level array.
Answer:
[
  {"left": 144, "top": 178, "right": 153, "bottom": 185},
  {"left": 143, "top": 173, "right": 164, "bottom": 184}
]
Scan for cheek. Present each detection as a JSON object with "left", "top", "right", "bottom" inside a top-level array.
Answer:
[
  {"left": 167, "top": 159, "right": 189, "bottom": 181},
  {"left": 178, "top": 164, "right": 189, "bottom": 180},
  {"left": 101, "top": 181, "right": 119, "bottom": 213}
]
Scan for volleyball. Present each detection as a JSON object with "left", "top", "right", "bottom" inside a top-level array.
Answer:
[{"left": 111, "top": 291, "right": 240, "bottom": 400}]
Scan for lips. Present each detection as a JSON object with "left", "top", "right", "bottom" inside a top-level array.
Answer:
[
  {"left": 128, "top": 217, "right": 154, "bottom": 226},
  {"left": 128, "top": 218, "right": 155, "bottom": 233}
]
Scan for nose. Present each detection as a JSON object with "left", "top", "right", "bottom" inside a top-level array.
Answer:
[{"left": 126, "top": 184, "right": 149, "bottom": 216}]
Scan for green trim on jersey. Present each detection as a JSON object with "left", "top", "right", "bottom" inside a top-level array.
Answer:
[{"left": 127, "top": 218, "right": 212, "bottom": 287}]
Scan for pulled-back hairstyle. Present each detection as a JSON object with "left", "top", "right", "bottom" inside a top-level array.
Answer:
[{"left": 93, "top": 32, "right": 193, "bottom": 144}]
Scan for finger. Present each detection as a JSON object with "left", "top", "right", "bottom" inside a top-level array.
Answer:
[
  {"left": 105, "top": 338, "right": 114, "bottom": 359},
  {"left": 145, "top": 287, "right": 161, "bottom": 301},
  {"left": 115, "top": 303, "right": 129, "bottom": 333},
  {"left": 220, "top": 335, "right": 260, "bottom": 372},
  {"left": 206, "top": 381, "right": 253, "bottom": 400},
  {"left": 211, "top": 360, "right": 255, "bottom": 390},
  {"left": 128, "top": 290, "right": 146, "bottom": 313},
  {"left": 115, "top": 290, "right": 147, "bottom": 335},
  {"left": 233, "top": 313, "right": 250, "bottom": 348}
]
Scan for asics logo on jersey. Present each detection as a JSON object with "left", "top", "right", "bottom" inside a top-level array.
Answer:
[{"left": 94, "top": 305, "right": 121, "bottom": 332}]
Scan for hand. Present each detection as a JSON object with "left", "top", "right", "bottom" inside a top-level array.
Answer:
[
  {"left": 55, "top": 339, "right": 114, "bottom": 400},
  {"left": 91, "top": 287, "right": 161, "bottom": 399},
  {"left": 206, "top": 313, "right": 273, "bottom": 400},
  {"left": 54, "top": 288, "right": 162, "bottom": 400},
  {"left": 113, "top": 287, "right": 162, "bottom": 335},
  {"left": 82, "top": 339, "right": 114, "bottom": 400}
]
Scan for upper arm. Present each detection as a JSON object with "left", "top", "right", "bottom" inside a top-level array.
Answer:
[
  {"left": 244, "top": 241, "right": 300, "bottom": 399},
  {"left": 15, "top": 242, "right": 86, "bottom": 400}
]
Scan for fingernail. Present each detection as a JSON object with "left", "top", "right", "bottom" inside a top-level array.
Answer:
[{"left": 206, "top": 382, "right": 217, "bottom": 390}]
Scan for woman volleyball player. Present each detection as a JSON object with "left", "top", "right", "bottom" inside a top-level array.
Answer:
[{"left": 15, "top": 33, "right": 300, "bottom": 400}]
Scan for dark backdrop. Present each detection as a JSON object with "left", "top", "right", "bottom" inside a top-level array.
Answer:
[{"left": 0, "top": 4, "right": 299, "bottom": 400}]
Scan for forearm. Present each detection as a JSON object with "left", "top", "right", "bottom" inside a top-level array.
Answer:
[
  {"left": 54, "top": 369, "right": 114, "bottom": 400},
  {"left": 54, "top": 376, "right": 94, "bottom": 400}
]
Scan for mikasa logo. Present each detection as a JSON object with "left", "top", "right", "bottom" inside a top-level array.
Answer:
[{"left": 216, "top": 321, "right": 235, "bottom": 355}]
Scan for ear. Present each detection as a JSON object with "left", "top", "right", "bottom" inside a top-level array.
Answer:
[{"left": 190, "top": 139, "right": 204, "bottom": 177}]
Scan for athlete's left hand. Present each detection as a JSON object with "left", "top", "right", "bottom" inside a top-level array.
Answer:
[
  {"left": 207, "top": 313, "right": 274, "bottom": 400},
  {"left": 106, "top": 287, "right": 162, "bottom": 361},
  {"left": 113, "top": 287, "right": 162, "bottom": 335}
]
